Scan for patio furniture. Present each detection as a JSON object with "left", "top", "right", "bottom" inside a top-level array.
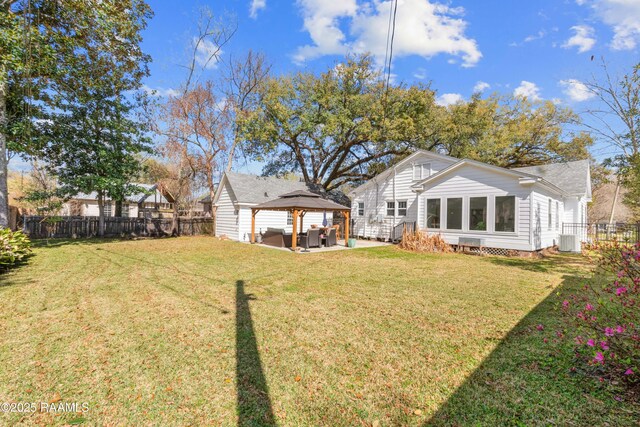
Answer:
[
  {"left": 261, "top": 227, "right": 293, "bottom": 248},
  {"left": 323, "top": 227, "right": 337, "bottom": 247},
  {"left": 250, "top": 190, "right": 351, "bottom": 250},
  {"left": 332, "top": 224, "right": 340, "bottom": 239},
  {"left": 299, "top": 228, "right": 321, "bottom": 249}
]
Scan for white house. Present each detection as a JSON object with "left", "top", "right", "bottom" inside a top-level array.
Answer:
[
  {"left": 348, "top": 150, "right": 591, "bottom": 253},
  {"left": 214, "top": 172, "right": 333, "bottom": 241},
  {"left": 61, "top": 184, "right": 174, "bottom": 218}
]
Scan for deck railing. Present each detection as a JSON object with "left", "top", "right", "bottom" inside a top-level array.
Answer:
[
  {"left": 391, "top": 221, "right": 416, "bottom": 242},
  {"left": 562, "top": 222, "right": 640, "bottom": 243}
]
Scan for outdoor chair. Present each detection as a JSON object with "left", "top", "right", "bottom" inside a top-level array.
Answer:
[
  {"left": 261, "top": 227, "right": 293, "bottom": 248},
  {"left": 325, "top": 227, "right": 337, "bottom": 247},
  {"left": 299, "top": 228, "right": 321, "bottom": 249}
]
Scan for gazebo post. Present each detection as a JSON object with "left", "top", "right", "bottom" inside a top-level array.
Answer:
[
  {"left": 299, "top": 211, "right": 304, "bottom": 235},
  {"left": 292, "top": 209, "right": 298, "bottom": 250},
  {"left": 344, "top": 210, "right": 350, "bottom": 247},
  {"left": 251, "top": 209, "right": 257, "bottom": 243}
]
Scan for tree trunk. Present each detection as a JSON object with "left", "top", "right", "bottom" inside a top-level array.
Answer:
[
  {"left": 0, "top": 80, "right": 9, "bottom": 228},
  {"left": 171, "top": 204, "right": 179, "bottom": 236},
  {"left": 97, "top": 191, "right": 105, "bottom": 237},
  {"left": 115, "top": 200, "right": 122, "bottom": 217}
]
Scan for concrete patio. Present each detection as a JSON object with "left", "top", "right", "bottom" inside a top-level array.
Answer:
[{"left": 244, "top": 238, "right": 391, "bottom": 253}]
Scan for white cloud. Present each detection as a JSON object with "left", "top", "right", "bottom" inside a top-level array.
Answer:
[
  {"left": 559, "top": 79, "right": 595, "bottom": 102},
  {"left": 562, "top": 25, "right": 596, "bottom": 52},
  {"left": 578, "top": 0, "right": 640, "bottom": 50},
  {"left": 249, "top": 0, "right": 266, "bottom": 19},
  {"left": 473, "top": 81, "right": 490, "bottom": 92},
  {"left": 142, "top": 85, "right": 179, "bottom": 97},
  {"left": 193, "top": 38, "right": 222, "bottom": 69},
  {"left": 293, "top": 0, "right": 481, "bottom": 67},
  {"left": 436, "top": 93, "right": 463, "bottom": 106},
  {"left": 413, "top": 68, "right": 427, "bottom": 79},
  {"left": 513, "top": 81, "right": 542, "bottom": 101}
]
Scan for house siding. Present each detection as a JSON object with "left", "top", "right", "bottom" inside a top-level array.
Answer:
[
  {"left": 215, "top": 182, "right": 239, "bottom": 240},
  {"left": 530, "top": 185, "right": 564, "bottom": 250},
  {"left": 416, "top": 164, "right": 534, "bottom": 251},
  {"left": 351, "top": 153, "right": 456, "bottom": 240}
]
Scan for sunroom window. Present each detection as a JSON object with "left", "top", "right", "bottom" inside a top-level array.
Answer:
[
  {"left": 495, "top": 196, "right": 515, "bottom": 232},
  {"left": 469, "top": 197, "right": 487, "bottom": 231},
  {"left": 446, "top": 198, "right": 463, "bottom": 230},
  {"left": 426, "top": 198, "right": 440, "bottom": 229}
]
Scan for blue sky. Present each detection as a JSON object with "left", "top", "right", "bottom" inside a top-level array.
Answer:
[{"left": 9, "top": 0, "right": 639, "bottom": 172}]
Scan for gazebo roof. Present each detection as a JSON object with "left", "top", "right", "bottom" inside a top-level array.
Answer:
[{"left": 252, "top": 190, "right": 349, "bottom": 212}]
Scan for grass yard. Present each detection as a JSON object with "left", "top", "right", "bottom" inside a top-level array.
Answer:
[{"left": 1, "top": 237, "right": 639, "bottom": 425}]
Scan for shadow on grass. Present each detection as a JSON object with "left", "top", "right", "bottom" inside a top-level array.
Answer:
[
  {"left": 487, "top": 253, "right": 586, "bottom": 274},
  {"left": 236, "top": 280, "right": 276, "bottom": 426},
  {"left": 424, "top": 265, "right": 639, "bottom": 426}
]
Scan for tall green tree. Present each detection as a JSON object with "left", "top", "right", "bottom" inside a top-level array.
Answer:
[
  {"left": 435, "top": 95, "right": 592, "bottom": 167},
  {"left": 35, "top": 0, "right": 153, "bottom": 235},
  {"left": 0, "top": 1, "right": 54, "bottom": 227},
  {"left": 246, "top": 55, "right": 439, "bottom": 191}
]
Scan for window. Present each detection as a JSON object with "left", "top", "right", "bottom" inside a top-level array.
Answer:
[
  {"left": 397, "top": 201, "right": 407, "bottom": 216},
  {"left": 122, "top": 203, "right": 130, "bottom": 218},
  {"left": 104, "top": 201, "right": 112, "bottom": 217},
  {"left": 548, "top": 199, "right": 553, "bottom": 230},
  {"left": 287, "top": 211, "right": 293, "bottom": 225},
  {"left": 413, "top": 163, "right": 431, "bottom": 180},
  {"left": 555, "top": 201, "right": 559, "bottom": 231},
  {"left": 469, "top": 197, "right": 487, "bottom": 231},
  {"left": 357, "top": 202, "right": 364, "bottom": 216},
  {"left": 446, "top": 198, "right": 463, "bottom": 230},
  {"left": 495, "top": 196, "right": 516, "bottom": 232},
  {"left": 426, "top": 198, "right": 441, "bottom": 229},
  {"left": 386, "top": 201, "right": 395, "bottom": 216}
]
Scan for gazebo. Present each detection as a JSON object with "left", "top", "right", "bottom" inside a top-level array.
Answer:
[{"left": 250, "top": 190, "right": 351, "bottom": 249}]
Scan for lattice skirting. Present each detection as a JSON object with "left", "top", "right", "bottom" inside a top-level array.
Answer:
[{"left": 454, "top": 245, "right": 534, "bottom": 257}]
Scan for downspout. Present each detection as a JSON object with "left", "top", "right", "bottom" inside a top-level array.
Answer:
[{"left": 393, "top": 167, "right": 397, "bottom": 239}]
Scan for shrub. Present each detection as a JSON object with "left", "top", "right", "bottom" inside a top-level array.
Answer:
[
  {"left": 398, "top": 230, "right": 452, "bottom": 253},
  {"left": 563, "top": 240, "right": 639, "bottom": 389},
  {"left": 0, "top": 227, "right": 32, "bottom": 270}
]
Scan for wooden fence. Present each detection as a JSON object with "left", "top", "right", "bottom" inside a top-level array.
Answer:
[{"left": 23, "top": 216, "right": 214, "bottom": 239}]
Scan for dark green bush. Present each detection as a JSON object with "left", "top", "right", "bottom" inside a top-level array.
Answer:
[{"left": 0, "top": 227, "right": 32, "bottom": 270}]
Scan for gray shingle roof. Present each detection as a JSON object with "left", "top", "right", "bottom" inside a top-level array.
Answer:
[
  {"left": 225, "top": 172, "right": 312, "bottom": 204},
  {"left": 253, "top": 190, "right": 350, "bottom": 211},
  {"left": 512, "top": 159, "right": 590, "bottom": 196}
]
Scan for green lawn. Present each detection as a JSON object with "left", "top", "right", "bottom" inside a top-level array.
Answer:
[{"left": 0, "top": 237, "right": 638, "bottom": 425}]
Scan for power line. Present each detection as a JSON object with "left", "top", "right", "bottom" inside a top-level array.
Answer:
[{"left": 385, "top": 0, "right": 399, "bottom": 94}]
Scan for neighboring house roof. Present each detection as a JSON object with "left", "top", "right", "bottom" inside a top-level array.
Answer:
[
  {"left": 73, "top": 184, "right": 172, "bottom": 204},
  {"left": 216, "top": 172, "right": 312, "bottom": 206},
  {"left": 410, "top": 158, "right": 568, "bottom": 196},
  {"left": 512, "top": 159, "right": 591, "bottom": 197}
]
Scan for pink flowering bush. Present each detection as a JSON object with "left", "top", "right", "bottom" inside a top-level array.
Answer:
[{"left": 563, "top": 240, "right": 639, "bottom": 389}]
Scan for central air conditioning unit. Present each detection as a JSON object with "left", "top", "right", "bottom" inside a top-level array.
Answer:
[
  {"left": 368, "top": 213, "right": 383, "bottom": 224},
  {"left": 559, "top": 234, "right": 578, "bottom": 252}
]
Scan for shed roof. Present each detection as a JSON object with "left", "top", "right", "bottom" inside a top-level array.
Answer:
[
  {"left": 223, "top": 172, "right": 311, "bottom": 205},
  {"left": 512, "top": 159, "right": 590, "bottom": 196}
]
